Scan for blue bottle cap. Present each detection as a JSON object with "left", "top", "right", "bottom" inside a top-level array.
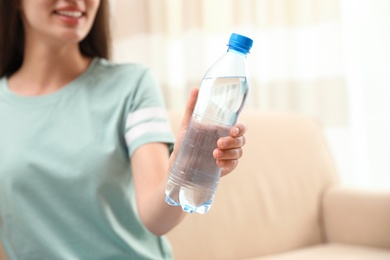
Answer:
[{"left": 228, "top": 33, "right": 253, "bottom": 54}]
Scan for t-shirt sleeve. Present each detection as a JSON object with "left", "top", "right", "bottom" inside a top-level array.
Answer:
[{"left": 123, "top": 67, "right": 175, "bottom": 157}]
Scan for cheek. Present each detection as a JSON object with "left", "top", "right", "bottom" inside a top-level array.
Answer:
[
  {"left": 86, "top": 0, "right": 101, "bottom": 25},
  {"left": 20, "top": 6, "right": 48, "bottom": 32},
  {"left": 89, "top": 0, "right": 101, "bottom": 15}
]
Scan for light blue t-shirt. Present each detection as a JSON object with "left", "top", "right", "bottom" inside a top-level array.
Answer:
[{"left": 0, "top": 58, "right": 175, "bottom": 259}]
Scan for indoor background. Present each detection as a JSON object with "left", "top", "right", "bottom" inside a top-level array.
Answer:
[{"left": 108, "top": 0, "right": 390, "bottom": 190}]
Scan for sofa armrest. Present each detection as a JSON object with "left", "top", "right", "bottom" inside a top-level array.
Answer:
[{"left": 323, "top": 186, "right": 390, "bottom": 249}]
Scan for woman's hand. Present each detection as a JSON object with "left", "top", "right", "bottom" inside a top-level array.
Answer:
[
  {"left": 213, "top": 122, "right": 247, "bottom": 177},
  {"left": 172, "top": 87, "right": 248, "bottom": 177}
]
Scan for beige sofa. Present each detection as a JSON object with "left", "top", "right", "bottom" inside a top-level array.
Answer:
[
  {"left": 1, "top": 111, "right": 389, "bottom": 260},
  {"left": 166, "top": 111, "right": 390, "bottom": 260}
]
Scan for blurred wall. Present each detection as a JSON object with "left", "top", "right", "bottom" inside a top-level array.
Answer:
[
  {"left": 340, "top": 0, "right": 390, "bottom": 189},
  {"left": 109, "top": 0, "right": 390, "bottom": 190}
]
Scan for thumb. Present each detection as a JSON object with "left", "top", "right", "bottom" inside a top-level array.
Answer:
[
  {"left": 171, "top": 88, "right": 198, "bottom": 162},
  {"left": 179, "top": 87, "right": 199, "bottom": 132}
]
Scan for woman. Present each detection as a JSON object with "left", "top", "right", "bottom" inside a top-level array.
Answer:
[{"left": 0, "top": 0, "right": 247, "bottom": 259}]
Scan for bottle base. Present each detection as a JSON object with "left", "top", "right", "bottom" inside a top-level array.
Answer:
[
  {"left": 165, "top": 194, "right": 212, "bottom": 214},
  {"left": 165, "top": 167, "right": 217, "bottom": 215},
  {"left": 165, "top": 194, "right": 180, "bottom": 206}
]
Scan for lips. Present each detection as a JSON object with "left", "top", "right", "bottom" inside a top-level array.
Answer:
[
  {"left": 55, "top": 10, "right": 84, "bottom": 18},
  {"left": 53, "top": 7, "right": 85, "bottom": 25},
  {"left": 54, "top": 5, "right": 86, "bottom": 20}
]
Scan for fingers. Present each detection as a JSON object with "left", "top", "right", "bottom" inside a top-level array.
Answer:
[
  {"left": 213, "top": 121, "right": 248, "bottom": 177},
  {"left": 213, "top": 148, "right": 242, "bottom": 177},
  {"left": 217, "top": 135, "right": 246, "bottom": 151},
  {"left": 230, "top": 122, "right": 247, "bottom": 137},
  {"left": 213, "top": 147, "right": 243, "bottom": 160},
  {"left": 216, "top": 122, "right": 247, "bottom": 149},
  {"left": 218, "top": 159, "right": 238, "bottom": 177},
  {"left": 214, "top": 121, "right": 247, "bottom": 161}
]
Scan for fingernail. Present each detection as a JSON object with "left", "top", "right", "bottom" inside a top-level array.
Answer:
[{"left": 233, "top": 127, "right": 239, "bottom": 136}]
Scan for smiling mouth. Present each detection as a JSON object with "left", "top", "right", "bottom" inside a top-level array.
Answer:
[{"left": 54, "top": 10, "right": 84, "bottom": 18}]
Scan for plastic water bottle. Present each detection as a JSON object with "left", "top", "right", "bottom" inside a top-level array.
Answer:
[{"left": 165, "top": 33, "right": 253, "bottom": 214}]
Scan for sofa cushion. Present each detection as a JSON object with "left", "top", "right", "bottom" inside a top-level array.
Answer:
[
  {"left": 167, "top": 111, "right": 338, "bottom": 260},
  {"left": 248, "top": 243, "right": 390, "bottom": 260}
]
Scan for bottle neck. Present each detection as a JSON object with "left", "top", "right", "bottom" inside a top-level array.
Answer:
[{"left": 227, "top": 48, "right": 248, "bottom": 57}]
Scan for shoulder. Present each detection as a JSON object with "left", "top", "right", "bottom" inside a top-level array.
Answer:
[
  {"left": 82, "top": 58, "right": 164, "bottom": 108},
  {"left": 82, "top": 57, "right": 161, "bottom": 99},
  {"left": 90, "top": 58, "right": 152, "bottom": 81}
]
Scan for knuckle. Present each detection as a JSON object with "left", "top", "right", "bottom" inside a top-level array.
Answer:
[
  {"left": 234, "top": 137, "right": 240, "bottom": 146},
  {"left": 236, "top": 148, "right": 243, "bottom": 159},
  {"left": 238, "top": 122, "right": 248, "bottom": 133},
  {"left": 241, "top": 136, "right": 246, "bottom": 146}
]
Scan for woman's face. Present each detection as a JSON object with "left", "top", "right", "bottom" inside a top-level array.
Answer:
[{"left": 20, "top": 0, "right": 100, "bottom": 45}]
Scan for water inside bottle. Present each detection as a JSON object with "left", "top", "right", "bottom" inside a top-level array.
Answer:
[
  {"left": 196, "top": 77, "right": 248, "bottom": 126},
  {"left": 165, "top": 119, "right": 230, "bottom": 214}
]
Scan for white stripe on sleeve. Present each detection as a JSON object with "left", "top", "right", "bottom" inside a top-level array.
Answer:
[
  {"left": 124, "top": 121, "right": 172, "bottom": 147},
  {"left": 125, "top": 107, "right": 167, "bottom": 129}
]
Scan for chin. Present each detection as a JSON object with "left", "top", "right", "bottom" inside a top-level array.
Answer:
[{"left": 57, "top": 31, "right": 88, "bottom": 44}]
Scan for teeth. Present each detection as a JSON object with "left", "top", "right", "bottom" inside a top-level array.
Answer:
[{"left": 56, "top": 11, "right": 83, "bottom": 18}]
